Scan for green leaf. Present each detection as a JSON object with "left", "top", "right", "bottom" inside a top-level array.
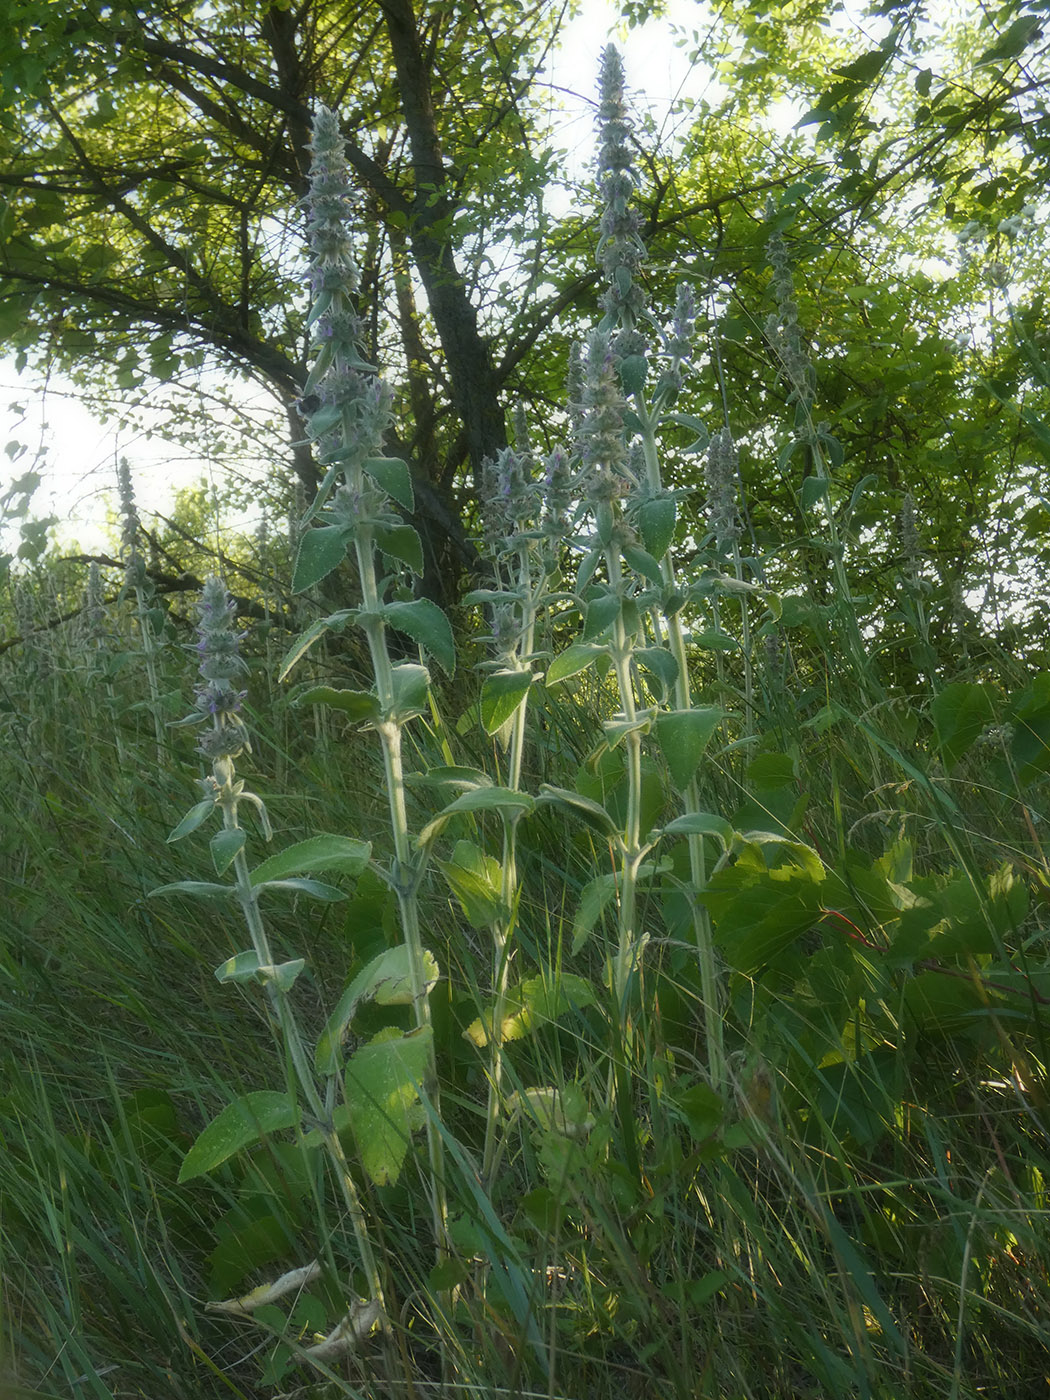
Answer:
[
  {"left": 418, "top": 785, "right": 535, "bottom": 846},
  {"left": 210, "top": 828, "right": 245, "bottom": 875},
  {"left": 382, "top": 598, "right": 456, "bottom": 675},
  {"left": 462, "top": 588, "right": 525, "bottom": 606},
  {"left": 673, "top": 1082, "right": 726, "bottom": 1140},
  {"left": 375, "top": 523, "right": 424, "bottom": 574},
  {"left": 428, "top": 1257, "right": 472, "bottom": 1292},
  {"left": 660, "top": 812, "right": 734, "bottom": 848},
  {"left": 148, "top": 880, "right": 233, "bottom": 901},
  {"left": 736, "top": 832, "right": 825, "bottom": 882},
  {"left": 977, "top": 15, "right": 1042, "bottom": 66},
  {"left": 547, "top": 643, "right": 607, "bottom": 685},
  {"left": 931, "top": 682, "right": 995, "bottom": 767},
  {"left": 582, "top": 591, "right": 621, "bottom": 641},
  {"left": 215, "top": 951, "right": 306, "bottom": 993},
  {"left": 178, "top": 1092, "right": 296, "bottom": 1183},
  {"left": 293, "top": 525, "right": 349, "bottom": 592},
  {"left": 278, "top": 611, "right": 355, "bottom": 681},
  {"left": 536, "top": 784, "right": 618, "bottom": 837},
  {"left": 621, "top": 544, "right": 664, "bottom": 584},
  {"left": 480, "top": 669, "right": 533, "bottom": 735},
  {"left": 619, "top": 353, "right": 648, "bottom": 395},
  {"left": 390, "top": 662, "right": 431, "bottom": 719},
  {"left": 572, "top": 872, "right": 619, "bottom": 955},
  {"left": 166, "top": 799, "right": 215, "bottom": 842},
  {"left": 214, "top": 949, "right": 265, "bottom": 983},
  {"left": 464, "top": 974, "right": 597, "bottom": 1047},
  {"left": 654, "top": 708, "right": 722, "bottom": 790},
  {"left": 295, "top": 685, "right": 379, "bottom": 722},
  {"left": 704, "top": 881, "right": 822, "bottom": 974},
  {"left": 637, "top": 495, "right": 676, "bottom": 560},
  {"left": 251, "top": 836, "right": 371, "bottom": 886},
  {"left": 363, "top": 456, "right": 414, "bottom": 510},
  {"left": 317, "top": 947, "right": 440, "bottom": 1074},
  {"left": 210, "top": 823, "right": 245, "bottom": 868},
  {"left": 436, "top": 786, "right": 535, "bottom": 818},
  {"left": 833, "top": 47, "right": 892, "bottom": 84},
  {"left": 344, "top": 1027, "right": 434, "bottom": 1186},
  {"left": 801, "top": 475, "right": 831, "bottom": 509},
  {"left": 636, "top": 646, "right": 679, "bottom": 697},
  {"left": 436, "top": 841, "right": 505, "bottom": 928},
  {"left": 603, "top": 715, "right": 651, "bottom": 748},
  {"left": 1009, "top": 673, "right": 1050, "bottom": 782},
  {"left": 253, "top": 878, "right": 347, "bottom": 901},
  {"left": 692, "top": 629, "right": 739, "bottom": 652},
  {"left": 411, "top": 765, "right": 493, "bottom": 791}
]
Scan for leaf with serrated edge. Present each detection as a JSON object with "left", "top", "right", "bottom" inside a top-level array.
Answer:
[
  {"left": 383, "top": 598, "right": 455, "bottom": 676},
  {"left": 464, "top": 975, "right": 597, "bottom": 1047},
  {"left": 316, "top": 947, "right": 440, "bottom": 1074},
  {"left": 362, "top": 456, "right": 414, "bottom": 511},
  {"left": 655, "top": 708, "right": 722, "bottom": 791},
  {"left": 343, "top": 1027, "right": 433, "bottom": 1186}
]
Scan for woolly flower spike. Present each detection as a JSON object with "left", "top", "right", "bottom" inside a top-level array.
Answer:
[
  {"left": 596, "top": 45, "right": 647, "bottom": 328},
  {"left": 766, "top": 232, "right": 815, "bottom": 410},
  {"left": 668, "top": 281, "right": 697, "bottom": 362},
  {"left": 305, "top": 106, "right": 360, "bottom": 305},
  {"left": 193, "top": 575, "right": 249, "bottom": 761},
  {"left": 117, "top": 457, "right": 147, "bottom": 592},
  {"left": 299, "top": 106, "right": 389, "bottom": 473},
  {"left": 705, "top": 428, "right": 741, "bottom": 551},
  {"left": 542, "top": 447, "right": 574, "bottom": 534},
  {"left": 576, "top": 329, "right": 630, "bottom": 497}
]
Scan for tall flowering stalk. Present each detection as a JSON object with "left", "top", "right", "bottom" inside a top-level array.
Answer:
[
  {"left": 572, "top": 47, "right": 727, "bottom": 1088},
  {"left": 286, "top": 106, "right": 452, "bottom": 1260},
  {"left": 158, "top": 577, "right": 387, "bottom": 1348},
  {"left": 471, "top": 425, "right": 572, "bottom": 1183}
]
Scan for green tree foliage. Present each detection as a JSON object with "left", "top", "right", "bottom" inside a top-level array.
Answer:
[{"left": 2, "top": 0, "right": 1049, "bottom": 646}]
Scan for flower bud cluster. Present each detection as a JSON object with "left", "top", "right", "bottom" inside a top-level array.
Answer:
[
  {"left": 654, "top": 280, "right": 697, "bottom": 399},
  {"left": 83, "top": 561, "right": 105, "bottom": 641},
  {"left": 117, "top": 457, "right": 147, "bottom": 593},
  {"left": 596, "top": 45, "right": 647, "bottom": 329},
  {"left": 575, "top": 329, "right": 630, "bottom": 499},
  {"left": 305, "top": 107, "right": 360, "bottom": 315},
  {"left": 481, "top": 445, "right": 538, "bottom": 553},
  {"left": 193, "top": 575, "right": 249, "bottom": 761}
]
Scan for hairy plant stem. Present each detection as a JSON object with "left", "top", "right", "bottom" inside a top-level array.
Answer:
[
  {"left": 215, "top": 770, "right": 387, "bottom": 1315},
  {"left": 598, "top": 509, "right": 645, "bottom": 1011},
  {"left": 633, "top": 402, "right": 727, "bottom": 1091},
  {"left": 348, "top": 455, "right": 449, "bottom": 1260},
  {"left": 481, "top": 549, "right": 537, "bottom": 1184}
]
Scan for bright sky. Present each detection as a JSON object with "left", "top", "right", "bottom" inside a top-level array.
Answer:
[{"left": 0, "top": 0, "right": 705, "bottom": 558}]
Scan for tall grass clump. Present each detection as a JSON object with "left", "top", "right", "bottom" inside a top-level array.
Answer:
[{"left": 2, "top": 42, "right": 1049, "bottom": 1400}]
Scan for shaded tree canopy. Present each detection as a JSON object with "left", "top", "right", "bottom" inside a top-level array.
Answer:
[{"left": 2, "top": 0, "right": 1049, "bottom": 640}]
